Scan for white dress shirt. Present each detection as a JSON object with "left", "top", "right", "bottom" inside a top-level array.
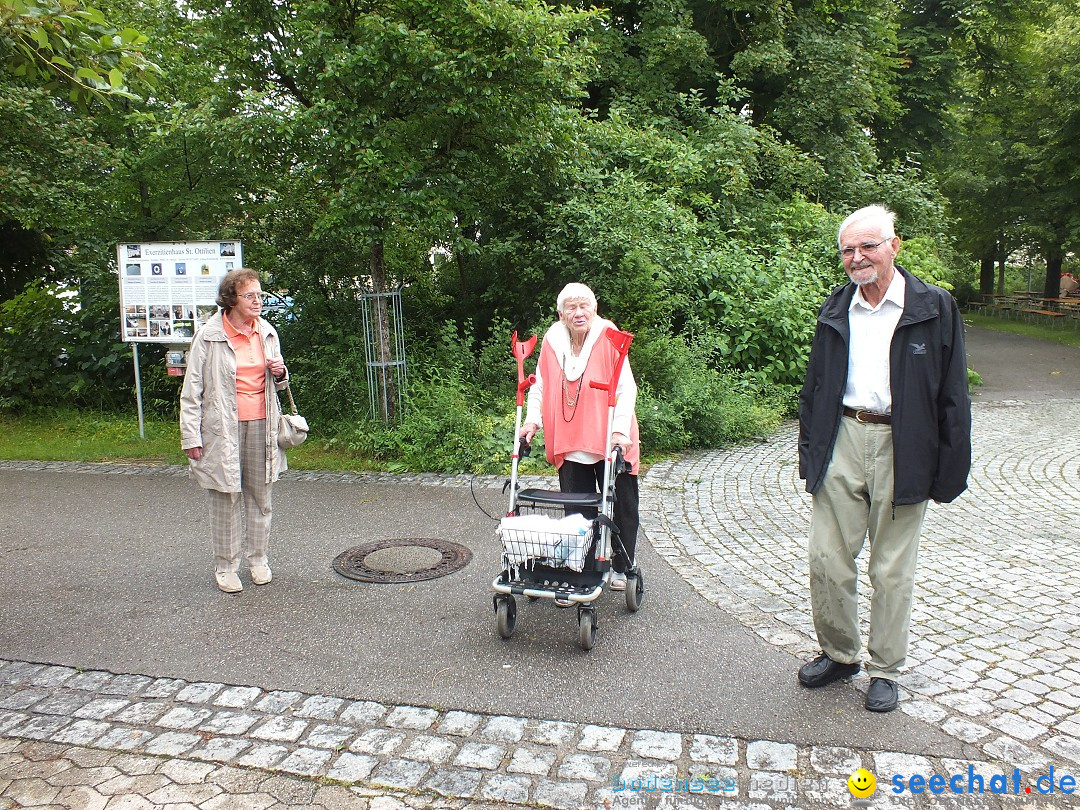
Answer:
[{"left": 843, "top": 270, "right": 906, "bottom": 415}]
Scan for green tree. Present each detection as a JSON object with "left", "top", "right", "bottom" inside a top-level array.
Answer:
[
  {"left": 0, "top": 0, "right": 159, "bottom": 106},
  {"left": 1020, "top": 3, "right": 1080, "bottom": 295}
]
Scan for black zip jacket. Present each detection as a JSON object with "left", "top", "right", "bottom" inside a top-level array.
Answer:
[{"left": 798, "top": 266, "right": 971, "bottom": 505}]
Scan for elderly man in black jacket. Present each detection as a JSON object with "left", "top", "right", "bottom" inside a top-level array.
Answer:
[{"left": 797, "top": 205, "right": 971, "bottom": 713}]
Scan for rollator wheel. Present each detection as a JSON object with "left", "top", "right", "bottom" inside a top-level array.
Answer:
[
  {"left": 577, "top": 607, "right": 597, "bottom": 650},
  {"left": 496, "top": 596, "right": 517, "bottom": 639},
  {"left": 625, "top": 571, "right": 645, "bottom": 613}
]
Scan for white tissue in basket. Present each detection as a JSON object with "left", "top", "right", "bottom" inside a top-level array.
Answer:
[{"left": 498, "top": 513, "right": 592, "bottom": 572}]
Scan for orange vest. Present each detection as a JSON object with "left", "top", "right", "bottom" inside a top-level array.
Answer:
[{"left": 537, "top": 326, "right": 640, "bottom": 473}]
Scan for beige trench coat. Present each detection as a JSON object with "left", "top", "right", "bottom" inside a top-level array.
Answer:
[{"left": 179, "top": 311, "right": 289, "bottom": 492}]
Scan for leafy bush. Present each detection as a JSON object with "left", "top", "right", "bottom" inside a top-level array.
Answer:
[
  {"left": 315, "top": 314, "right": 793, "bottom": 472},
  {"left": 336, "top": 368, "right": 505, "bottom": 474},
  {"left": 0, "top": 261, "right": 164, "bottom": 415},
  {"left": 695, "top": 241, "right": 838, "bottom": 387},
  {"left": 0, "top": 281, "right": 72, "bottom": 411},
  {"left": 282, "top": 326, "right": 373, "bottom": 430},
  {"left": 900, "top": 237, "right": 955, "bottom": 290}
]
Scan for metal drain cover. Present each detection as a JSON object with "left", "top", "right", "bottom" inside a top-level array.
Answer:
[{"left": 333, "top": 538, "right": 473, "bottom": 583}]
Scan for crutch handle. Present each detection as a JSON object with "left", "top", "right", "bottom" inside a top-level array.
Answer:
[
  {"left": 512, "top": 331, "right": 538, "bottom": 406},
  {"left": 589, "top": 328, "right": 634, "bottom": 407},
  {"left": 516, "top": 374, "right": 536, "bottom": 407}
]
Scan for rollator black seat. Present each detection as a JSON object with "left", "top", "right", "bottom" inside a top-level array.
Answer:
[{"left": 516, "top": 488, "right": 602, "bottom": 509}]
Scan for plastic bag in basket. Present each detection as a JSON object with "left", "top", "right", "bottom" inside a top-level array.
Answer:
[{"left": 497, "top": 513, "right": 592, "bottom": 572}]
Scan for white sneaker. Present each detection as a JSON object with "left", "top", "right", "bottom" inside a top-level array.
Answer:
[
  {"left": 609, "top": 572, "right": 627, "bottom": 591},
  {"left": 250, "top": 565, "right": 273, "bottom": 585},
  {"left": 215, "top": 571, "right": 243, "bottom": 593}
]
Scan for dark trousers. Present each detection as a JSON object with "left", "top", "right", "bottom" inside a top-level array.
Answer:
[{"left": 558, "top": 460, "right": 639, "bottom": 573}]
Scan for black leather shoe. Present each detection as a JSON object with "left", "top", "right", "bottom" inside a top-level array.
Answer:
[
  {"left": 798, "top": 653, "right": 861, "bottom": 688},
  {"left": 866, "top": 677, "right": 899, "bottom": 712}
]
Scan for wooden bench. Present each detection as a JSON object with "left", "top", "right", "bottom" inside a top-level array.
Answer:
[
  {"left": 1018, "top": 308, "right": 1066, "bottom": 321},
  {"left": 990, "top": 298, "right": 1020, "bottom": 317}
]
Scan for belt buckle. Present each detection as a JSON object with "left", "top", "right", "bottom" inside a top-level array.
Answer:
[{"left": 855, "top": 409, "right": 870, "bottom": 424}]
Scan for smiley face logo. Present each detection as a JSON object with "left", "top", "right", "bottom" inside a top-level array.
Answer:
[{"left": 848, "top": 768, "right": 877, "bottom": 798}]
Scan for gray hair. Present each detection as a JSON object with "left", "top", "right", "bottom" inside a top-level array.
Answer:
[
  {"left": 837, "top": 205, "right": 897, "bottom": 246},
  {"left": 556, "top": 282, "right": 596, "bottom": 313}
]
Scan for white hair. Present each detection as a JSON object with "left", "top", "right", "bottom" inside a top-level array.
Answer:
[
  {"left": 557, "top": 282, "right": 596, "bottom": 313},
  {"left": 837, "top": 205, "right": 897, "bottom": 246}
]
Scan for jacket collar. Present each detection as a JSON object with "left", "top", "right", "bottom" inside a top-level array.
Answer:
[
  {"left": 198, "top": 310, "right": 274, "bottom": 343},
  {"left": 819, "top": 265, "right": 940, "bottom": 333},
  {"left": 200, "top": 310, "right": 228, "bottom": 341},
  {"left": 221, "top": 310, "right": 261, "bottom": 339}
]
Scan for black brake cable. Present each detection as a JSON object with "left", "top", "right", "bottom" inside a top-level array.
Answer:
[{"left": 469, "top": 473, "right": 504, "bottom": 521}]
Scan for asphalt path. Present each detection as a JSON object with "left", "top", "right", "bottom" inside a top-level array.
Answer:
[
  {"left": 965, "top": 320, "right": 1080, "bottom": 400},
  {"left": 0, "top": 474, "right": 966, "bottom": 759},
  {"left": 1, "top": 323, "right": 1074, "bottom": 770}
]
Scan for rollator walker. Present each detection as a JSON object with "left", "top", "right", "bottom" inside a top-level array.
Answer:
[{"left": 491, "top": 330, "right": 645, "bottom": 650}]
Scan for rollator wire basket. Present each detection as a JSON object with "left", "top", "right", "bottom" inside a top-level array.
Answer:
[{"left": 497, "top": 512, "right": 593, "bottom": 574}]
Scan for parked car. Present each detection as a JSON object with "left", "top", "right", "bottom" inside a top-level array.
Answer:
[{"left": 261, "top": 291, "right": 298, "bottom": 324}]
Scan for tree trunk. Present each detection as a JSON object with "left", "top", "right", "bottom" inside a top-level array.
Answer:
[
  {"left": 368, "top": 239, "right": 398, "bottom": 421},
  {"left": 370, "top": 238, "right": 387, "bottom": 294},
  {"left": 996, "top": 243, "right": 1007, "bottom": 295},
  {"left": 1045, "top": 248, "right": 1063, "bottom": 299},
  {"left": 979, "top": 256, "right": 994, "bottom": 297}
]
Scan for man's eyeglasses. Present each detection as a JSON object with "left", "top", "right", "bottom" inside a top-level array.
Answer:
[
  {"left": 838, "top": 238, "right": 889, "bottom": 260},
  {"left": 238, "top": 292, "right": 266, "bottom": 302}
]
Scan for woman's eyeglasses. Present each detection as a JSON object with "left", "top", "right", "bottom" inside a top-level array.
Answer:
[{"left": 238, "top": 292, "right": 266, "bottom": 302}]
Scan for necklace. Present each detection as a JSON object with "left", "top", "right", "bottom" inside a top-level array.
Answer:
[
  {"left": 561, "top": 374, "right": 581, "bottom": 422},
  {"left": 562, "top": 374, "right": 581, "bottom": 408},
  {"left": 560, "top": 348, "right": 583, "bottom": 421}
]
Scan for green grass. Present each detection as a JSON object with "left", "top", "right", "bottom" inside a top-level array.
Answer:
[
  {"left": 0, "top": 411, "right": 185, "bottom": 464},
  {"left": 963, "top": 311, "right": 1080, "bottom": 348},
  {"left": 0, "top": 409, "right": 380, "bottom": 471},
  {"left": 3, "top": 312, "right": 1071, "bottom": 470}
]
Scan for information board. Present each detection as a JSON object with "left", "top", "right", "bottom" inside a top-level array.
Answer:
[{"left": 117, "top": 241, "right": 242, "bottom": 343}]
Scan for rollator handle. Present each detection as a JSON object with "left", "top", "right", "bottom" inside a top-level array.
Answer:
[{"left": 612, "top": 444, "right": 629, "bottom": 475}]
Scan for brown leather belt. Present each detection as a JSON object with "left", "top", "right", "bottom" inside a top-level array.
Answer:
[{"left": 843, "top": 406, "right": 891, "bottom": 425}]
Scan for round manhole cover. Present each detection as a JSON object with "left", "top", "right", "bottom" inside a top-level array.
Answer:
[{"left": 333, "top": 538, "right": 473, "bottom": 583}]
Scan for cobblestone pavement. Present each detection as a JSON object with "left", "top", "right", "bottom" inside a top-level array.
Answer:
[
  {"left": 2, "top": 398, "right": 1079, "bottom": 809},
  {"left": 642, "top": 398, "right": 1080, "bottom": 789},
  {"left": 0, "top": 657, "right": 1053, "bottom": 810}
]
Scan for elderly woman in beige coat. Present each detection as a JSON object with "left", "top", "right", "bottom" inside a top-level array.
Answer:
[{"left": 180, "top": 268, "right": 290, "bottom": 593}]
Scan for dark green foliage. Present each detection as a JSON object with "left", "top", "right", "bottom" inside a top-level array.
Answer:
[
  {"left": 5, "top": 0, "right": 1075, "bottom": 470},
  {"left": 632, "top": 328, "right": 787, "bottom": 453},
  {"left": 0, "top": 281, "right": 71, "bottom": 410}
]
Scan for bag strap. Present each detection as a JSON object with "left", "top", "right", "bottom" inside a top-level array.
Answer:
[{"left": 281, "top": 381, "right": 299, "bottom": 416}]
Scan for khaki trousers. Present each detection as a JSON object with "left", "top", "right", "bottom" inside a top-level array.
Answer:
[
  {"left": 207, "top": 419, "right": 272, "bottom": 574},
  {"left": 809, "top": 415, "right": 928, "bottom": 680}
]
